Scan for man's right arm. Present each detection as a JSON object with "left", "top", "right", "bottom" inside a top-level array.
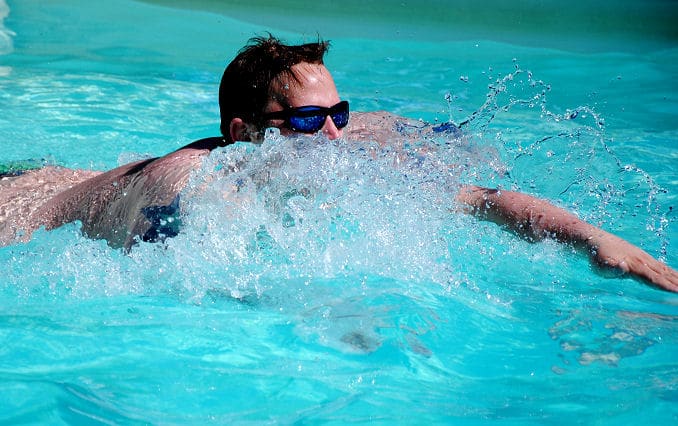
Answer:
[{"left": 34, "top": 142, "right": 213, "bottom": 249}]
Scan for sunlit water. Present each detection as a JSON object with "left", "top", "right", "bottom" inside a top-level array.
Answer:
[{"left": 1, "top": 0, "right": 677, "bottom": 424}]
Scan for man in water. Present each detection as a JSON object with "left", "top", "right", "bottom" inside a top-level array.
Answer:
[{"left": 1, "top": 36, "right": 676, "bottom": 292}]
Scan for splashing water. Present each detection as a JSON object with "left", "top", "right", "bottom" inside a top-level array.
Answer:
[
  {"left": 453, "top": 64, "right": 673, "bottom": 259},
  {"left": 3, "top": 65, "right": 672, "bottom": 310}
]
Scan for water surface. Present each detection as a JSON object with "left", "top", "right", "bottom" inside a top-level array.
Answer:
[{"left": 1, "top": 0, "right": 677, "bottom": 424}]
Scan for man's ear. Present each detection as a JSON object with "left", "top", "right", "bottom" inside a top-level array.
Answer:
[{"left": 229, "top": 118, "right": 249, "bottom": 142}]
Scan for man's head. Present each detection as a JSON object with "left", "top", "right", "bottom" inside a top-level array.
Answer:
[{"left": 219, "top": 35, "right": 346, "bottom": 142}]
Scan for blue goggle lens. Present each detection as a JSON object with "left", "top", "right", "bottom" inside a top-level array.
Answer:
[{"left": 266, "top": 101, "right": 349, "bottom": 134}]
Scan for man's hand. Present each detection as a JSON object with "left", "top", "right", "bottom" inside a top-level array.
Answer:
[{"left": 589, "top": 231, "right": 678, "bottom": 292}]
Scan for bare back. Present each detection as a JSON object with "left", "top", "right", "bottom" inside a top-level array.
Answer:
[{"left": 0, "top": 138, "right": 220, "bottom": 249}]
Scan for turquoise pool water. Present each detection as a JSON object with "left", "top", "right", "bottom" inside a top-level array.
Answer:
[{"left": 1, "top": 0, "right": 677, "bottom": 423}]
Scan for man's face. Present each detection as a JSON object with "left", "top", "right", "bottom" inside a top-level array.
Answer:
[{"left": 265, "top": 62, "right": 344, "bottom": 140}]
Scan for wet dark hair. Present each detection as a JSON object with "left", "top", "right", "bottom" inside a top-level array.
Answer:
[{"left": 219, "top": 35, "right": 330, "bottom": 140}]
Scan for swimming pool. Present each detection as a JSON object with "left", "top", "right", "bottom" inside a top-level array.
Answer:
[{"left": 1, "top": 0, "right": 677, "bottom": 423}]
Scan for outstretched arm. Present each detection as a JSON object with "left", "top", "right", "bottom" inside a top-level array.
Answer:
[{"left": 456, "top": 185, "right": 678, "bottom": 292}]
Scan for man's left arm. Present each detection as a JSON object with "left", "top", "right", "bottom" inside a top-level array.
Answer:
[{"left": 456, "top": 185, "right": 678, "bottom": 292}]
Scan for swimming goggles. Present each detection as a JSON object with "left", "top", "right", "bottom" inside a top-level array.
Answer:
[{"left": 264, "top": 100, "right": 349, "bottom": 133}]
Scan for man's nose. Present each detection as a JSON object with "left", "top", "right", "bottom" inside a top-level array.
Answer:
[{"left": 321, "top": 115, "right": 342, "bottom": 140}]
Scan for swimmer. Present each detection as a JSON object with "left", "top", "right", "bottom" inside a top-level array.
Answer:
[{"left": 1, "top": 35, "right": 676, "bottom": 292}]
